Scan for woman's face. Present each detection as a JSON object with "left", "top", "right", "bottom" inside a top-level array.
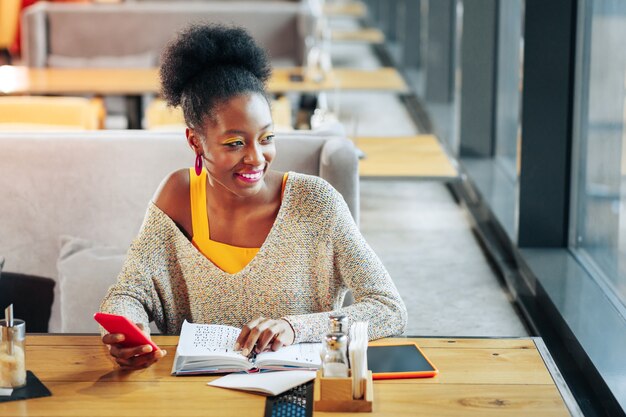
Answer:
[{"left": 188, "top": 93, "right": 275, "bottom": 198}]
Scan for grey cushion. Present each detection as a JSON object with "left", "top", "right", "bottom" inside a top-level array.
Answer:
[{"left": 55, "top": 236, "right": 126, "bottom": 333}]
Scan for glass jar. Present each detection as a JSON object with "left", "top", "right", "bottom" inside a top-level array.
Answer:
[{"left": 0, "top": 319, "right": 26, "bottom": 388}]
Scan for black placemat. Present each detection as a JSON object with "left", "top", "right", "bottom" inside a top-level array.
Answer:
[
  {"left": 0, "top": 371, "right": 52, "bottom": 403},
  {"left": 264, "top": 380, "right": 313, "bottom": 417}
]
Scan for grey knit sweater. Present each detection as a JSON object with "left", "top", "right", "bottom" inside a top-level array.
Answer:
[{"left": 100, "top": 172, "right": 407, "bottom": 343}]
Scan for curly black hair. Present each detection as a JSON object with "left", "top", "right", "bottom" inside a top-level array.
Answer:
[{"left": 159, "top": 24, "right": 272, "bottom": 130}]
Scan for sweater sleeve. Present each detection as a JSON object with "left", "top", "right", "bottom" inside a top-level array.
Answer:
[
  {"left": 99, "top": 204, "right": 172, "bottom": 335},
  {"left": 284, "top": 185, "right": 407, "bottom": 343},
  {"left": 99, "top": 245, "right": 159, "bottom": 335}
]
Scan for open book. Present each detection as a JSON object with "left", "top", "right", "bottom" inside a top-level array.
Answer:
[{"left": 171, "top": 320, "right": 322, "bottom": 375}]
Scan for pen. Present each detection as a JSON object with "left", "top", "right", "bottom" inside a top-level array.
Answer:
[{"left": 236, "top": 346, "right": 258, "bottom": 359}]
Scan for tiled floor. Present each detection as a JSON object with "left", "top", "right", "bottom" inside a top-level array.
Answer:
[{"left": 359, "top": 179, "right": 528, "bottom": 337}]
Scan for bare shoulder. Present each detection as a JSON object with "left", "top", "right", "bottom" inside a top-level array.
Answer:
[{"left": 152, "top": 169, "right": 192, "bottom": 237}]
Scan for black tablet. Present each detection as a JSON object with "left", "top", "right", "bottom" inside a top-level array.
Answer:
[{"left": 367, "top": 343, "right": 438, "bottom": 379}]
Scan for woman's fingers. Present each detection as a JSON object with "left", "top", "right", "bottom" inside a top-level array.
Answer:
[
  {"left": 234, "top": 317, "right": 260, "bottom": 351},
  {"left": 242, "top": 318, "right": 271, "bottom": 356},
  {"left": 270, "top": 332, "right": 287, "bottom": 351},
  {"left": 235, "top": 317, "right": 265, "bottom": 354},
  {"left": 116, "top": 349, "right": 166, "bottom": 370},
  {"left": 102, "top": 332, "right": 124, "bottom": 345},
  {"left": 255, "top": 321, "right": 284, "bottom": 353},
  {"left": 256, "top": 320, "right": 293, "bottom": 352},
  {"left": 266, "top": 319, "right": 295, "bottom": 351},
  {"left": 110, "top": 343, "right": 154, "bottom": 360},
  {"left": 101, "top": 332, "right": 167, "bottom": 370},
  {"left": 236, "top": 318, "right": 295, "bottom": 356}
]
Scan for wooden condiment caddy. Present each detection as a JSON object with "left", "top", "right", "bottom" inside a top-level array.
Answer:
[{"left": 313, "top": 370, "right": 373, "bottom": 412}]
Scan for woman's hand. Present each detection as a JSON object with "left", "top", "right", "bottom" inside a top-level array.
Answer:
[
  {"left": 235, "top": 317, "right": 295, "bottom": 356},
  {"left": 101, "top": 324, "right": 167, "bottom": 370}
]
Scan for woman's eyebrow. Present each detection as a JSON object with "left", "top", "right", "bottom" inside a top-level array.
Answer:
[
  {"left": 222, "top": 123, "right": 273, "bottom": 136},
  {"left": 222, "top": 129, "right": 246, "bottom": 136}
]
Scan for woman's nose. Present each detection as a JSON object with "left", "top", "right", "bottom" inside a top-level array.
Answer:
[{"left": 243, "top": 142, "right": 264, "bottom": 165}]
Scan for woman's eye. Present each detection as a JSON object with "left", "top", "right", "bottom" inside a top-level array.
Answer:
[
  {"left": 260, "top": 135, "right": 275, "bottom": 144},
  {"left": 224, "top": 140, "right": 244, "bottom": 147}
]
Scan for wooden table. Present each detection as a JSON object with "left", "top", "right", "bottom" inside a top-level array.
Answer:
[
  {"left": 331, "top": 28, "right": 385, "bottom": 44},
  {"left": 0, "top": 335, "right": 576, "bottom": 416},
  {"left": 324, "top": 1, "right": 367, "bottom": 18},
  {"left": 357, "top": 135, "right": 458, "bottom": 179},
  {"left": 0, "top": 66, "right": 407, "bottom": 96},
  {"left": 0, "top": 66, "right": 407, "bottom": 128},
  {"left": 144, "top": 96, "right": 293, "bottom": 131}
]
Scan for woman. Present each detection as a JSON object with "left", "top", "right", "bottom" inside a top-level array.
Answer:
[{"left": 100, "top": 24, "right": 406, "bottom": 370}]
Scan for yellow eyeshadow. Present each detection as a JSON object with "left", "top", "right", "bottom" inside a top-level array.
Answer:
[
  {"left": 260, "top": 132, "right": 274, "bottom": 139},
  {"left": 222, "top": 137, "right": 243, "bottom": 145}
]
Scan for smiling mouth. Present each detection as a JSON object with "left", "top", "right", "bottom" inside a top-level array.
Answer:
[{"left": 235, "top": 171, "right": 263, "bottom": 182}]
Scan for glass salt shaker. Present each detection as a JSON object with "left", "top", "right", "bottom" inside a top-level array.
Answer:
[
  {"left": 329, "top": 313, "right": 348, "bottom": 334},
  {"left": 320, "top": 313, "right": 349, "bottom": 362},
  {"left": 322, "top": 333, "right": 349, "bottom": 378}
]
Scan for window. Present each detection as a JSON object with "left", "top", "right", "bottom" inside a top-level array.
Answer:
[
  {"left": 494, "top": 0, "right": 524, "bottom": 181},
  {"left": 571, "top": 0, "right": 626, "bottom": 309}
]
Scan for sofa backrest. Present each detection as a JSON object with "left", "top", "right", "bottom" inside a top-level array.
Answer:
[
  {"left": 22, "top": 1, "right": 313, "bottom": 68},
  {"left": 0, "top": 130, "right": 358, "bottom": 277}
]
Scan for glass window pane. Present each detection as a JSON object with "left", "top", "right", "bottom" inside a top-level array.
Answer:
[
  {"left": 572, "top": 0, "right": 626, "bottom": 307},
  {"left": 495, "top": 0, "right": 524, "bottom": 180}
]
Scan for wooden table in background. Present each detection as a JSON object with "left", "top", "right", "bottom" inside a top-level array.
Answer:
[
  {"left": 331, "top": 28, "right": 385, "bottom": 44},
  {"left": 357, "top": 135, "right": 458, "bottom": 179},
  {"left": 0, "top": 335, "right": 576, "bottom": 416},
  {"left": 0, "top": 66, "right": 407, "bottom": 129},
  {"left": 324, "top": 1, "right": 367, "bottom": 18},
  {"left": 0, "top": 66, "right": 408, "bottom": 96}
]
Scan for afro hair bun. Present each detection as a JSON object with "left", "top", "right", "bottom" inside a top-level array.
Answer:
[{"left": 160, "top": 24, "right": 272, "bottom": 108}]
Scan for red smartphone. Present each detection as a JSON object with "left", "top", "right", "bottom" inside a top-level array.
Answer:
[{"left": 94, "top": 312, "right": 160, "bottom": 352}]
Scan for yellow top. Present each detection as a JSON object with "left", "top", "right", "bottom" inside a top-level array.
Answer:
[{"left": 189, "top": 168, "right": 287, "bottom": 274}]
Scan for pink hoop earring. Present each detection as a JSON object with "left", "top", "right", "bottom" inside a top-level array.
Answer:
[{"left": 195, "top": 154, "right": 203, "bottom": 176}]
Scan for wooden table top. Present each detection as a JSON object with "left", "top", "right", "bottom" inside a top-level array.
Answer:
[
  {"left": 0, "top": 335, "right": 573, "bottom": 416},
  {"left": 331, "top": 28, "right": 385, "bottom": 44},
  {"left": 324, "top": 1, "right": 367, "bottom": 18},
  {"left": 357, "top": 135, "right": 458, "bottom": 178},
  {"left": 0, "top": 66, "right": 408, "bottom": 96}
]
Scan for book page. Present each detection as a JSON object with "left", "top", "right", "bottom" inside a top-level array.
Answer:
[
  {"left": 255, "top": 343, "right": 322, "bottom": 369},
  {"left": 207, "top": 370, "right": 316, "bottom": 396},
  {"left": 177, "top": 320, "right": 241, "bottom": 357}
]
